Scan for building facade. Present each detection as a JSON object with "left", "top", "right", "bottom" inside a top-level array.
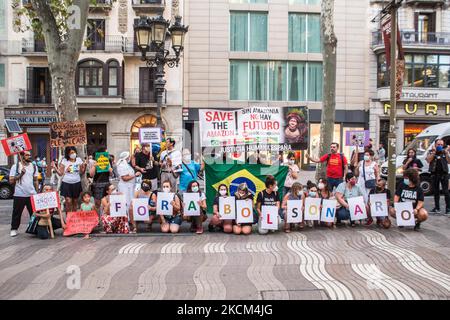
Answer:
[
  {"left": 0, "top": 0, "right": 185, "bottom": 170},
  {"left": 369, "top": 0, "right": 450, "bottom": 154}
]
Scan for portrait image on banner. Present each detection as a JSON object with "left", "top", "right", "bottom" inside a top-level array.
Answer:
[{"left": 283, "top": 107, "right": 308, "bottom": 150}]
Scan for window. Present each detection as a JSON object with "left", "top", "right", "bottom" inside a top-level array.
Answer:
[
  {"left": 77, "top": 60, "right": 104, "bottom": 96},
  {"left": 230, "top": 12, "right": 267, "bottom": 52},
  {"left": 289, "top": 0, "right": 321, "bottom": 4},
  {"left": 0, "top": 64, "right": 5, "bottom": 87},
  {"left": 0, "top": 0, "right": 6, "bottom": 35},
  {"left": 107, "top": 60, "right": 120, "bottom": 96},
  {"left": 230, "top": 60, "right": 323, "bottom": 101},
  {"left": 289, "top": 13, "right": 321, "bottom": 53},
  {"left": 87, "top": 19, "right": 105, "bottom": 50}
]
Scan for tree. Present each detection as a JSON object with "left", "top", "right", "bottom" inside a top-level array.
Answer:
[{"left": 316, "top": 0, "right": 338, "bottom": 181}]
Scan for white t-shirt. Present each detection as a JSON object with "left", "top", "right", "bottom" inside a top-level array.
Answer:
[
  {"left": 10, "top": 163, "right": 39, "bottom": 197},
  {"left": 117, "top": 161, "right": 135, "bottom": 185},
  {"left": 61, "top": 157, "right": 83, "bottom": 184},
  {"left": 284, "top": 164, "right": 300, "bottom": 188},
  {"left": 161, "top": 149, "right": 183, "bottom": 172}
]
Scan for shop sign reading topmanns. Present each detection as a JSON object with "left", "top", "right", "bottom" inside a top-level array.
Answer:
[{"left": 50, "top": 120, "right": 87, "bottom": 148}]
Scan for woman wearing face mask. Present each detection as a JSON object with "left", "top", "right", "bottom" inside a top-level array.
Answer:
[
  {"left": 158, "top": 180, "right": 183, "bottom": 233},
  {"left": 233, "top": 183, "right": 254, "bottom": 235},
  {"left": 335, "top": 173, "right": 364, "bottom": 227},
  {"left": 318, "top": 178, "right": 336, "bottom": 228},
  {"left": 129, "top": 179, "right": 153, "bottom": 233},
  {"left": 179, "top": 149, "right": 204, "bottom": 192},
  {"left": 281, "top": 182, "right": 303, "bottom": 233},
  {"left": 54, "top": 146, "right": 86, "bottom": 213},
  {"left": 184, "top": 180, "right": 208, "bottom": 234},
  {"left": 402, "top": 149, "right": 423, "bottom": 171},
  {"left": 354, "top": 149, "right": 379, "bottom": 204},
  {"left": 304, "top": 182, "right": 319, "bottom": 228},
  {"left": 256, "top": 175, "right": 280, "bottom": 235},
  {"left": 283, "top": 152, "right": 300, "bottom": 197},
  {"left": 209, "top": 184, "right": 231, "bottom": 233},
  {"left": 101, "top": 183, "right": 130, "bottom": 234}
]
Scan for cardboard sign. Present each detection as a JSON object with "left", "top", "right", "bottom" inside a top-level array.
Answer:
[
  {"left": 286, "top": 200, "right": 303, "bottom": 223},
  {"left": 183, "top": 193, "right": 201, "bottom": 216},
  {"left": 261, "top": 205, "right": 279, "bottom": 230},
  {"left": 157, "top": 192, "right": 174, "bottom": 216},
  {"left": 132, "top": 198, "right": 149, "bottom": 221},
  {"left": 63, "top": 211, "right": 99, "bottom": 236},
  {"left": 369, "top": 194, "right": 389, "bottom": 217},
  {"left": 395, "top": 202, "right": 415, "bottom": 227},
  {"left": 109, "top": 194, "right": 127, "bottom": 217},
  {"left": 321, "top": 199, "right": 337, "bottom": 223},
  {"left": 348, "top": 196, "right": 368, "bottom": 221},
  {"left": 95, "top": 152, "right": 110, "bottom": 173},
  {"left": 50, "top": 120, "right": 87, "bottom": 148},
  {"left": 31, "top": 192, "right": 60, "bottom": 212},
  {"left": 236, "top": 199, "right": 254, "bottom": 224},
  {"left": 139, "top": 127, "right": 161, "bottom": 144},
  {"left": 304, "top": 197, "right": 321, "bottom": 221},
  {"left": 219, "top": 196, "right": 236, "bottom": 220},
  {"left": 1, "top": 133, "right": 32, "bottom": 156}
]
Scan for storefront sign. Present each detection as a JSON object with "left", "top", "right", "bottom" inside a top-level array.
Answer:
[
  {"left": 50, "top": 120, "right": 87, "bottom": 148},
  {"left": 1, "top": 133, "right": 32, "bottom": 156},
  {"left": 378, "top": 88, "right": 450, "bottom": 102},
  {"left": 384, "top": 103, "right": 450, "bottom": 116},
  {"left": 5, "top": 109, "right": 58, "bottom": 125}
]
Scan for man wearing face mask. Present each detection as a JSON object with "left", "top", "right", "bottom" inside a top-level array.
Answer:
[
  {"left": 9, "top": 151, "right": 39, "bottom": 237},
  {"left": 179, "top": 148, "right": 204, "bottom": 192},
  {"left": 134, "top": 143, "right": 159, "bottom": 191},
  {"left": 426, "top": 139, "right": 450, "bottom": 214}
]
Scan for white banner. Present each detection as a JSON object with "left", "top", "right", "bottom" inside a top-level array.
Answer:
[
  {"left": 348, "top": 196, "right": 367, "bottom": 221},
  {"left": 395, "top": 202, "right": 415, "bottom": 227},
  {"left": 286, "top": 200, "right": 303, "bottom": 223},
  {"left": 132, "top": 198, "right": 150, "bottom": 221},
  {"left": 304, "top": 197, "right": 321, "bottom": 221},
  {"left": 183, "top": 193, "right": 201, "bottom": 216},
  {"left": 139, "top": 127, "right": 161, "bottom": 144},
  {"left": 321, "top": 199, "right": 337, "bottom": 223},
  {"left": 110, "top": 194, "right": 127, "bottom": 217},
  {"left": 31, "top": 192, "right": 59, "bottom": 212},
  {"left": 261, "top": 205, "right": 278, "bottom": 230},
  {"left": 157, "top": 192, "right": 174, "bottom": 216},
  {"left": 369, "top": 194, "right": 389, "bottom": 217},
  {"left": 198, "top": 109, "right": 237, "bottom": 147},
  {"left": 237, "top": 107, "right": 285, "bottom": 145},
  {"left": 236, "top": 199, "right": 254, "bottom": 224},
  {"left": 219, "top": 196, "right": 236, "bottom": 220}
]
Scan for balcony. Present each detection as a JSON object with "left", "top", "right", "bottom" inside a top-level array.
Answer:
[
  {"left": 123, "top": 88, "right": 166, "bottom": 105},
  {"left": 21, "top": 38, "right": 47, "bottom": 55},
  {"left": 131, "top": 0, "right": 165, "bottom": 15},
  {"left": 89, "top": 0, "right": 113, "bottom": 13},
  {"left": 372, "top": 31, "right": 450, "bottom": 51},
  {"left": 0, "top": 89, "right": 53, "bottom": 106},
  {"left": 404, "top": 0, "right": 446, "bottom": 6},
  {"left": 82, "top": 35, "right": 126, "bottom": 52}
]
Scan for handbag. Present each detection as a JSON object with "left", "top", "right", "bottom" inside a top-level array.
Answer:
[
  {"left": 362, "top": 162, "right": 376, "bottom": 189},
  {"left": 26, "top": 215, "right": 40, "bottom": 235}
]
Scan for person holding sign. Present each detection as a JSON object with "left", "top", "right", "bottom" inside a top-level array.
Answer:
[
  {"left": 281, "top": 182, "right": 304, "bottom": 233},
  {"left": 209, "top": 184, "right": 231, "bottom": 233},
  {"left": 233, "top": 183, "right": 254, "bottom": 235},
  {"left": 158, "top": 180, "right": 183, "bottom": 233},
  {"left": 134, "top": 143, "right": 159, "bottom": 191},
  {"left": 256, "top": 175, "right": 280, "bottom": 235},
  {"left": 32, "top": 185, "right": 65, "bottom": 240},
  {"left": 160, "top": 138, "right": 182, "bottom": 192},
  {"left": 89, "top": 148, "right": 114, "bottom": 213},
  {"left": 117, "top": 152, "right": 141, "bottom": 216},
  {"left": 129, "top": 179, "right": 154, "bottom": 233},
  {"left": 335, "top": 173, "right": 364, "bottom": 227},
  {"left": 53, "top": 147, "right": 86, "bottom": 213},
  {"left": 183, "top": 180, "right": 208, "bottom": 234},
  {"left": 354, "top": 149, "right": 379, "bottom": 203},
  {"left": 318, "top": 179, "right": 336, "bottom": 228},
  {"left": 367, "top": 178, "right": 392, "bottom": 228},
  {"left": 9, "top": 151, "right": 39, "bottom": 237},
  {"left": 100, "top": 183, "right": 130, "bottom": 234},
  {"left": 389, "top": 169, "right": 428, "bottom": 231},
  {"left": 304, "top": 182, "right": 320, "bottom": 228}
]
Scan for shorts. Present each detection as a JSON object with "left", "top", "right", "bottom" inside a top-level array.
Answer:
[
  {"left": 91, "top": 182, "right": 110, "bottom": 201},
  {"left": 164, "top": 215, "right": 182, "bottom": 225},
  {"left": 60, "top": 181, "right": 82, "bottom": 199}
]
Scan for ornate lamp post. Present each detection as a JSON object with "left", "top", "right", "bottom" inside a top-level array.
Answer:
[{"left": 134, "top": 15, "right": 188, "bottom": 125}]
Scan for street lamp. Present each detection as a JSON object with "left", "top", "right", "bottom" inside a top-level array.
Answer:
[{"left": 134, "top": 15, "right": 188, "bottom": 126}]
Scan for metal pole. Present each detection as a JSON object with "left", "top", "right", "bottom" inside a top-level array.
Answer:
[
  {"left": 387, "top": 2, "right": 398, "bottom": 198},
  {"left": 154, "top": 61, "right": 166, "bottom": 126}
]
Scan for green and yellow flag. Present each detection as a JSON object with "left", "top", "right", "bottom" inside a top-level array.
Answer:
[{"left": 205, "top": 162, "right": 288, "bottom": 213}]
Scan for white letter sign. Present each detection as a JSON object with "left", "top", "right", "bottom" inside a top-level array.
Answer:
[
  {"left": 31, "top": 192, "right": 60, "bottom": 212},
  {"left": 157, "top": 192, "right": 174, "bottom": 216},
  {"left": 261, "top": 205, "right": 278, "bottom": 230},
  {"left": 304, "top": 197, "right": 321, "bottom": 221},
  {"left": 219, "top": 196, "right": 236, "bottom": 220},
  {"left": 320, "top": 199, "right": 337, "bottom": 223},
  {"left": 132, "top": 198, "right": 149, "bottom": 221},
  {"left": 394, "top": 202, "right": 415, "bottom": 227},
  {"left": 236, "top": 199, "right": 254, "bottom": 224},
  {"left": 286, "top": 200, "right": 303, "bottom": 223},
  {"left": 183, "top": 193, "right": 201, "bottom": 216},
  {"left": 348, "top": 196, "right": 367, "bottom": 221},
  {"left": 110, "top": 194, "right": 127, "bottom": 217},
  {"left": 369, "top": 194, "right": 388, "bottom": 217}
]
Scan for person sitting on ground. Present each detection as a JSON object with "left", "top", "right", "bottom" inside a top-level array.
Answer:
[
  {"left": 33, "top": 184, "right": 66, "bottom": 240},
  {"left": 281, "top": 182, "right": 303, "bottom": 233},
  {"left": 232, "top": 183, "right": 254, "bottom": 235},
  {"left": 256, "top": 175, "right": 280, "bottom": 235},
  {"left": 335, "top": 173, "right": 364, "bottom": 227},
  {"left": 367, "top": 178, "right": 392, "bottom": 229},
  {"left": 209, "top": 184, "right": 230, "bottom": 233},
  {"left": 159, "top": 180, "right": 183, "bottom": 234},
  {"left": 318, "top": 178, "right": 336, "bottom": 228},
  {"left": 100, "top": 183, "right": 130, "bottom": 234},
  {"left": 80, "top": 192, "right": 95, "bottom": 212},
  {"left": 130, "top": 179, "right": 154, "bottom": 233},
  {"left": 304, "top": 182, "right": 319, "bottom": 228},
  {"left": 184, "top": 180, "right": 208, "bottom": 234}
]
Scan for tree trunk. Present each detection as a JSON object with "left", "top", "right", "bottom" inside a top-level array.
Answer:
[{"left": 316, "top": 0, "right": 338, "bottom": 182}]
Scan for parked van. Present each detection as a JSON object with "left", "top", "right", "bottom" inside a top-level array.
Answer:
[{"left": 380, "top": 122, "right": 450, "bottom": 196}]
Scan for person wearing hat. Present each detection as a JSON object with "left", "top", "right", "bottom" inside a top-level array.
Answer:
[{"left": 159, "top": 138, "right": 182, "bottom": 192}]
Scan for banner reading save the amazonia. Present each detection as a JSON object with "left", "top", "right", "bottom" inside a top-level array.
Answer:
[{"left": 199, "top": 107, "right": 308, "bottom": 153}]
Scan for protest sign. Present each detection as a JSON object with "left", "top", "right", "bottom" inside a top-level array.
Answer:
[
  {"left": 261, "top": 205, "right": 279, "bottom": 230},
  {"left": 109, "top": 194, "right": 127, "bottom": 217},
  {"left": 345, "top": 130, "right": 370, "bottom": 148},
  {"left": 63, "top": 211, "right": 99, "bottom": 236},
  {"left": 321, "top": 199, "right": 337, "bottom": 223},
  {"left": 236, "top": 199, "right": 254, "bottom": 224},
  {"left": 219, "top": 196, "right": 236, "bottom": 220},
  {"left": 369, "top": 194, "right": 389, "bottom": 217},
  {"left": 132, "top": 198, "right": 149, "bottom": 221},
  {"left": 95, "top": 152, "right": 110, "bottom": 173},
  {"left": 198, "top": 109, "right": 237, "bottom": 147},
  {"left": 139, "top": 127, "right": 161, "bottom": 144},
  {"left": 286, "top": 200, "right": 303, "bottom": 224},
  {"left": 183, "top": 193, "right": 201, "bottom": 216},
  {"left": 157, "top": 192, "right": 174, "bottom": 215},
  {"left": 349, "top": 196, "right": 368, "bottom": 221},
  {"left": 50, "top": 120, "right": 87, "bottom": 148},
  {"left": 31, "top": 192, "right": 60, "bottom": 212},
  {"left": 304, "top": 197, "right": 321, "bottom": 221},
  {"left": 394, "top": 202, "right": 415, "bottom": 227},
  {"left": 1, "top": 133, "right": 32, "bottom": 156}
]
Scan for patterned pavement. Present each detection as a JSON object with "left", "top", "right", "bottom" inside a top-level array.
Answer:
[{"left": 0, "top": 199, "right": 449, "bottom": 300}]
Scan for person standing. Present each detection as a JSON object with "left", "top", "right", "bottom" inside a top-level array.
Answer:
[
  {"left": 377, "top": 143, "right": 386, "bottom": 165},
  {"left": 89, "top": 148, "right": 113, "bottom": 213},
  {"left": 354, "top": 149, "right": 379, "bottom": 203},
  {"left": 402, "top": 149, "right": 423, "bottom": 171},
  {"left": 426, "top": 139, "right": 450, "bottom": 214},
  {"left": 283, "top": 152, "right": 300, "bottom": 197},
  {"left": 9, "top": 151, "right": 39, "bottom": 237},
  {"left": 117, "top": 151, "right": 140, "bottom": 217},
  {"left": 134, "top": 143, "right": 159, "bottom": 191},
  {"left": 306, "top": 142, "right": 348, "bottom": 191},
  {"left": 160, "top": 138, "right": 182, "bottom": 192},
  {"left": 179, "top": 148, "right": 204, "bottom": 192}
]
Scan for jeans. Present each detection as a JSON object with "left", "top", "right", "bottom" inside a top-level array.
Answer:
[
  {"left": 11, "top": 196, "right": 33, "bottom": 230},
  {"left": 432, "top": 174, "right": 450, "bottom": 210},
  {"left": 328, "top": 178, "right": 343, "bottom": 192}
]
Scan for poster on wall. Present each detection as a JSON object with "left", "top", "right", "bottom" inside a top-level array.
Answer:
[{"left": 50, "top": 120, "right": 87, "bottom": 148}]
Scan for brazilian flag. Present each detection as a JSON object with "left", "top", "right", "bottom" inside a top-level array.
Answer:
[{"left": 205, "top": 162, "right": 289, "bottom": 213}]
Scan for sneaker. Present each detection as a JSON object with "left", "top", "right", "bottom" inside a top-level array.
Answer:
[
  {"left": 414, "top": 222, "right": 421, "bottom": 231},
  {"left": 208, "top": 224, "right": 215, "bottom": 232},
  {"left": 196, "top": 226, "right": 204, "bottom": 234},
  {"left": 350, "top": 221, "right": 356, "bottom": 227},
  {"left": 10, "top": 230, "right": 18, "bottom": 237},
  {"left": 430, "top": 208, "right": 441, "bottom": 214}
]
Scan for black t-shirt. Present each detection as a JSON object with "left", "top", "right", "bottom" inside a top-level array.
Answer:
[
  {"left": 402, "top": 157, "right": 423, "bottom": 170},
  {"left": 135, "top": 152, "right": 158, "bottom": 180},
  {"left": 256, "top": 190, "right": 280, "bottom": 206},
  {"left": 395, "top": 184, "right": 424, "bottom": 209},
  {"left": 435, "top": 152, "right": 446, "bottom": 174},
  {"left": 93, "top": 171, "right": 110, "bottom": 183},
  {"left": 369, "top": 188, "right": 392, "bottom": 201}
]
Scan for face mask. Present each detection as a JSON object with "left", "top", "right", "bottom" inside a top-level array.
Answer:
[
  {"left": 437, "top": 146, "right": 444, "bottom": 152},
  {"left": 192, "top": 186, "right": 199, "bottom": 192},
  {"left": 318, "top": 183, "right": 325, "bottom": 190},
  {"left": 297, "top": 191, "right": 302, "bottom": 197},
  {"left": 349, "top": 180, "right": 356, "bottom": 186},
  {"left": 141, "top": 184, "right": 151, "bottom": 192},
  {"left": 219, "top": 190, "right": 227, "bottom": 196},
  {"left": 70, "top": 153, "right": 77, "bottom": 160},
  {"left": 163, "top": 187, "right": 171, "bottom": 193},
  {"left": 403, "top": 179, "right": 410, "bottom": 185},
  {"left": 364, "top": 155, "right": 370, "bottom": 161},
  {"left": 273, "top": 186, "right": 278, "bottom": 192},
  {"left": 183, "top": 155, "right": 191, "bottom": 162},
  {"left": 288, "top": 160, "right": 295, "bottom": 165},
  {"left": 309, "top": 191, "right": 316, "bottom": 197}
]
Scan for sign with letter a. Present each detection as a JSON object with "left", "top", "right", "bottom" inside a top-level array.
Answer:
[
  {"left": 369, "top": 194, "right": 388, "bottom": 217},
  {"left": 219, "top": 196, "right": 236, "bottom": 220},
  {"left": 394, "top": 202, "right": 415, "bottom": 227},
  {"left": 304, "top": 197, "right": 321, "bottom": 221},
  {"left": 261, "top": 205, "right": 278, "bottom": 230},
  {"left": 236, "top": 200, "right": 253, "bottom": 224},
  {"left": 286, "top": 200, "right": 303, "bottom": 223},
  {"left": 110, "top": 195, "right": 127, "bottom": 217},
  {"left": 320, "top": 199, "right": 337, "bottom": 223},
  {"left": 348, "top": 196, "right": 367, "bottom": 221},
  {"left": 157, "top": 192, "right": 174, "bottom": 216},
  {"left": 183, "top": 193, "right": 201, "bottom": 216},
  {"left": 132, "top": 198, "right": 150, "bottom": 221}
]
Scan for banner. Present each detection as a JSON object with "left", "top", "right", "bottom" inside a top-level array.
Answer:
[
  {"left": 369, "top": 194, "right": 389, "bottom": 217},
  {"left": 381, "top": 17, "right": 403, "bottom": 68},
  {"left": 63, "top": 211, "right": 99, "bottom": 236},
  {"left": 157, "top": 192, "right": 174, "bottom": 215},
  {"left": 261, "top": 205, "right": 278, "bottom": 230},
  {"left": 199, "top": 106, "right": 308, "bottom": 153},
  {"left": 183, "top": 193, "right": 201, "bottom": 216},
  {"left": 1, "top": 133, "right": 32, "bottom": 156},
  {"left": 31, "top": 191, "right": 60, "bottom": 212},
  {"left": 304, "top": 197, "right": 321, "bottom": 221},
  {"left": 205, "top": 162, "right": 288, "bottom": 213},
  {"left": 348, "top": 196, "right": 368, "bottom": 221},
  {"left": 139, "top": 128, "right": 161, "bottom": 144},
  {"left": 394, "top": 202, "right": 415, "bottom": 227},
  {"left": 320, "top": 199, "right": 337, "bottom": 223},
  {"left": 109, "top": 194, "right": 127, "bottom": 217},
  {"left": 50, "top": 120, "right": 87, "bottom": 148},
  {"left": 345, "top": 130, "right": 370, "bottom": 148},
  {"left": 132, "top": 198, "right": 150, "bottom": 221},
  {"left": 95, "top": 152, "right": 110, "bottom": 173},
  {"left": 219, "top": 196, "right": 236, "bottom": 220},
  {"left": 235, "top": 199, "right": 254, "bottom": 224},
  {"left": 286, "top": 200, "right": 303, "bottom": 224}
]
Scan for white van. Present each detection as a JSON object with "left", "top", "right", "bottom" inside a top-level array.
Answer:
[{"left": 380, "top": 122, "right": 450, "bottom": 195}]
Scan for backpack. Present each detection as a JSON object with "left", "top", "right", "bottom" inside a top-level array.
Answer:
[{"left": 326, "top": 153, "right": 345, "bottom": 178}]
